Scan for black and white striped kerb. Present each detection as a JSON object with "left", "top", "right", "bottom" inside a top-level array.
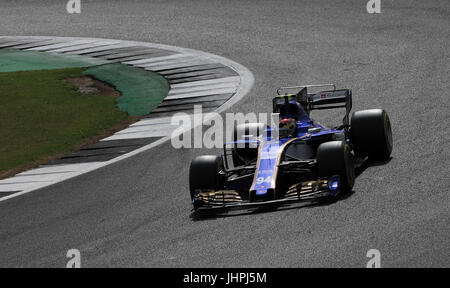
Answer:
[{"left": 0, "top": 36, "right": 254, "bottom": 201}]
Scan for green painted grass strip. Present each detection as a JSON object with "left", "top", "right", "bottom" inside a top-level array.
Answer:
[{"left": 84, "top": 63, "right": 169, "bottom": 116}]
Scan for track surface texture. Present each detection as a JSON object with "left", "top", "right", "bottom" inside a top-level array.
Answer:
[{"left": 0, "top": 0, "right": 449, "bottom": 267}]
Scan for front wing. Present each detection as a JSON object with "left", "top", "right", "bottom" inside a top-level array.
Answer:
[{"left": 192, "top": 178, "right": 340, "bottom": 211}]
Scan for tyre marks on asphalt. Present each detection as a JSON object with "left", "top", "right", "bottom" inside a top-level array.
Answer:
[{"left": 0, "top": 36, "right": 254, "bottom": 201}]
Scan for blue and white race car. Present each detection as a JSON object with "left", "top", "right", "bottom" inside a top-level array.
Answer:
[{"left": 189, "top": 84, "right": 393, "bottom": 212}]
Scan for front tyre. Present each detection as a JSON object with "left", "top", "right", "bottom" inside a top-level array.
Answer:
[
  {"left": 316, "top": 141, "right": 355, "bottom": 192},
  {"left": 189, "top": 155, "right": 223, "bottom": 200},
  {"left": 351, "top": 109, "right": 393, "bottom": 160}
]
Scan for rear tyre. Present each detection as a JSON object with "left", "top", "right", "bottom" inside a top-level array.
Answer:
[
  {"left": 351, "top": 109, "right": 393, "bottom": 160},
  {"left": 316, "top": 141, "right": 355, "bottom": 192},
  {"left": 189, "top": 155, "right": 223, "bottom": 200}
]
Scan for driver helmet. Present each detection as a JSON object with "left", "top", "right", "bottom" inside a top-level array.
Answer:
[{"left": 279, "top": 118, "right": 297, "bottom": 137}]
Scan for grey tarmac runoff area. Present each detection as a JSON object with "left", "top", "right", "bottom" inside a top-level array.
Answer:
[{"left": 0, "top": 0, "right": 449, "bottom": 267}]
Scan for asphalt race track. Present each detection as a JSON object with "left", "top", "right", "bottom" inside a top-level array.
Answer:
[{"left": 0, "top": 0, "right": 449, "bottom": 267}]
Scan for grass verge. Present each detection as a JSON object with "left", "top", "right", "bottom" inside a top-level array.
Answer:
[{"left": 0, "top": 67, "right": 132, "bottom": 179}]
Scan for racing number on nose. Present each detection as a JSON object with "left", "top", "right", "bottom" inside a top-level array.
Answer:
[{"left": 256, "top": 176, "right": 272, "bottom": 185}]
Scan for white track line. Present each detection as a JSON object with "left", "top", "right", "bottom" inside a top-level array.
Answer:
[
  {"left": 49, "top": 41, "right": 118, "bottom": 53},
  {"left": 64, "top": 42, "right": 130, "bottom": 55},
  {"left": 165, "top": 87, "right": 238, "bottom": 100},
  {"left": 102, "top": 131, "right": 172, "bottom": 140},
  {"left": 142, "top": 60, "right": 215, "bottom": 71},
  {"left": 1, "top": 174, "right": 75, "bottom": 184},
  {"left": 11, "top": 39, "right": 61, "bottom": 49},
  {"left": 169, "top": 76, "right": 240, "bottom": 88},
  {"left": 0, "top": 41, "right": 30, "bottom": 48},
  {"left": 126, "top": 116, "right": 174, "bottom": 127},
  {"left": 136, "top": 56, "right": 207, "bottom": 68},
  {"left": 17, "top": 162, "right": 103, "bottom": 175},
  {"left": 123, "top": 53, "right": 188, "bottom": 65},
  {"left": 26, "top": 39, "right": 99, "bottom": 51},
  {"left": 113, "top": 125, "right": 178, "bottom": 135},
  {"left": 169, "top": 82, "right": 239, "bottom": 94}
]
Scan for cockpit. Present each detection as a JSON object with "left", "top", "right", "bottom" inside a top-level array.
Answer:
[{"left": 272, "top": 95, "right": 309, "bottom": 122}]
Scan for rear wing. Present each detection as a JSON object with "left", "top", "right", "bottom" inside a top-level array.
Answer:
[{"left": 276, "top": 84, "right": 352, "bottom": 126}]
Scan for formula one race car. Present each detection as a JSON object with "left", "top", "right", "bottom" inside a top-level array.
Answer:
[{"left": 189, "top": 84, "right": 393, "bottom": 212}]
